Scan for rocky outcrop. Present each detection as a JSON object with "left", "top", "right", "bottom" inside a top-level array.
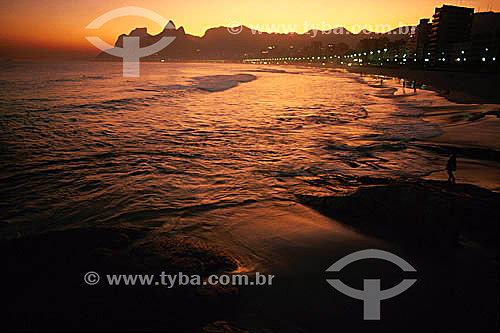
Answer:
[
  {"left": 2, "top": 226, "right": 240, "bottom": 330},
  {"left": 297, "top": 178, "right": 499, "bottom": 253},
  {"left": 97, "top": 21, "right": 199, "bottom": 61},
  {"left": 203, "top": 321, "right": 248, "bottom": 333}
]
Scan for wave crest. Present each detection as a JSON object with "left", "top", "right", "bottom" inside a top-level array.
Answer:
[{"left": 192, "top": 74, "right": 257, "bottom": 92}]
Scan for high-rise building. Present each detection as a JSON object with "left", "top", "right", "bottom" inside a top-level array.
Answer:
[
  {"left": 311, "top": 41, "right": 322, "bottom": 57},
  {"left": 470, "top": 12, "right": 500, "bottom": 68},
  {"left": 429, "top": 5, "right": 474, "bottom": 65},
  {"left": 415, "top": 19, "right": 432, "bottom": 64},
  {"left": 406, "top": 33, "right": 417, "bottom": 62}
]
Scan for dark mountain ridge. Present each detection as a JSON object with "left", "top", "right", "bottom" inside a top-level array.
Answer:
[{"left": 96, "top": 21, "right": 414, "bottom": 61}]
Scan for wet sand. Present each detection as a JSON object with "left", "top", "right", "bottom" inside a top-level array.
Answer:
[
  {"left": 424, "top": 158, "right": 500, "bottom": 191},
  {"left": 4, "top": 195, "right": 497, "bottom": 331},
  {"left": 181, "top": 192, "right": 498, "bottom": 332},
  {"left": 177, "top": 201, "right": 382, "bottom": 272},
  {"left": 421, "top": 104, "right": 500, "bottom": 191},
  {"left": 349, "top": 70, "right": 500, "bottom": 191},
  {"left": 346, "top": 66, "right": 500, "bottom": 104}
]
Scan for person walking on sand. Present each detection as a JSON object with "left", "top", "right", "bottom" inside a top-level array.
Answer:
[
  {"left": 413, "top": 80, "right": 417, "bottom": 93},
  {"left": 402, "top": 79, "right": 406, "bottom": 92},
  {"left": 447, "top": 152, "right": 457, "bottom": 184}
]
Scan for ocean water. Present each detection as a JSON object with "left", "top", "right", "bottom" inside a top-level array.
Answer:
[{"left": 0, "top": 61, "right": 444, "bottom": 236}]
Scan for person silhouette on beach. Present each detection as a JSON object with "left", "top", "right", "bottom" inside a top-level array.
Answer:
[
  {"left": 402, "top": 80, "right": 406, "bottom": 92},
  {"left": 447, "top": 152, "right": 457, "bottom": 184},
  {"left": 413, "top": 80, "right": 417, "bottom": 93}
]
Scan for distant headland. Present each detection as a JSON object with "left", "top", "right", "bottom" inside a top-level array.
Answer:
[{"left": 95, "top": 20, "right": 413, "bottom": 62}]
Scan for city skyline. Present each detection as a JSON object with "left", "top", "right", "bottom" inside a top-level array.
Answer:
[{"left": 1, "top": 0, "right": 499, "bottom": 59}]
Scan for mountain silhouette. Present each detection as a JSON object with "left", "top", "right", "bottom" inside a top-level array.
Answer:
[{"left": 96, "top": 21, "right": 413, "bottom": 61}]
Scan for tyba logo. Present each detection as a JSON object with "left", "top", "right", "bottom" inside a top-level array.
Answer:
[
  {"left": 326, "top": 249, "right": 417, "bottom": 320},
  {"left": 86, "top": 7, "right": 176, "bottom": 77}
]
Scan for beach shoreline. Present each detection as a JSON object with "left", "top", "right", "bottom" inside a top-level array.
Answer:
[
  {"left": 343, "top": 65, "right": 500, "bottom": 105},
  {"left": 420, "top": 112, "right": 500, "bottom": 190},
  {"left": 244, "top": 61, "right": 499, "bottom": 104},
  {"left": 339, "top": 67, "right": 500, "bottom": 191}
]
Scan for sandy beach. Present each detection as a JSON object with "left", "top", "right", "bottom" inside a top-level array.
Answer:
[
  {"left": 422, "top": 111, "right": 500, "bottom": 190},
  {"left": 3, "top": 193, "right": 498, "bottom": 331},
  {"left": 346, "top": 69, "right": 500, "bottom": 191},
  {"left": 347, "top": 66, "right": 500, "bottom": 104}
]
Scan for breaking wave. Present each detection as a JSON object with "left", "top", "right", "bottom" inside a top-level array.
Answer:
[{"left": 191, "top": 74, "right": 257, "bottom": 92}]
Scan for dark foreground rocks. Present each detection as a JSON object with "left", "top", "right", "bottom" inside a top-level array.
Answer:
[
  {"left": 298, "top": 178, "right": 499, "bottom": 255},
  {"left": 3, "top": 178, "right": 498, "bottom": 332},
  {"left": 2, "top": 226, "right": 246, "bottom": 331}
]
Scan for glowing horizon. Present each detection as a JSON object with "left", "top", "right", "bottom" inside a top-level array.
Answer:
[{"left": 1, "top": 0, "right": 499, "bottom": 58}]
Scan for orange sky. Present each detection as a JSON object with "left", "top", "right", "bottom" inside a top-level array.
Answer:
[{"left": 1, "top": 0, "right": 498, "bottom": 59}]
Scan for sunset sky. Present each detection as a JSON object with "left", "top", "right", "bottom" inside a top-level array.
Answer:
[{"left": 1, "top": 0, "right": 498, "bottom": 59}]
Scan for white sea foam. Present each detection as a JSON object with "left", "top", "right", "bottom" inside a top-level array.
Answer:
[
  {"left": 192, "top": 74, "right": 257, "bottom": 92},
  {"left": 246, "top": 68, "right": 299, "bottom": 74}
]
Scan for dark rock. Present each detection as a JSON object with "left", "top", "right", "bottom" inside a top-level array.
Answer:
[
  {"left": 2, "top": 226, "right": 240, "bottom": 330},
  {"left": 127, "top": 235, "right": 237, "bottom": 275},
  {"left": 297, "top": 178, "right": 500, "bottom": 253},
  {"left": 203, "top": 321, "right": 248, "bottom": 333}
]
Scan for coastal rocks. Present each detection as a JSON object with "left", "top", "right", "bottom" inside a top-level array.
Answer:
[
  {"left": 2, "top": 226, "right": 240, "bottom": 330},
  {"left": 203, "top": 321, "right": 248, "bottom": 333},
  {"left": 127, "top": 234, "right": 238, "bottom": 275},
  {"left": 297, "top": 178, "right": 499, "bottom": 253}
]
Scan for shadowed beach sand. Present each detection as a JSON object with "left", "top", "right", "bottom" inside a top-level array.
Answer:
[
  {"left": 2, "top": 197, "right": 498, "bottom": 332},
  {"left": 347, "top": 66, "right": 500, "bottom": 104}
]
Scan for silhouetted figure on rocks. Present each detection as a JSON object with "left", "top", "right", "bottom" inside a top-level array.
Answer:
[
  {"left": 447, "top": 153, "right": 457, "bottom": 184},
  {"left": 413, "top": 80, "right": 417, "bottom": 93}
]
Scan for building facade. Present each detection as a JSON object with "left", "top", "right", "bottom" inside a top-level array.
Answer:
[
  {"left": 415, "top": 19, "right": 432, "bottom": 64},
  {"left": 470, "top": 12, "right": 500, "bottom": 69},
  {"left": 429, "top": 5, "right": 474, "bottom": 66}
]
